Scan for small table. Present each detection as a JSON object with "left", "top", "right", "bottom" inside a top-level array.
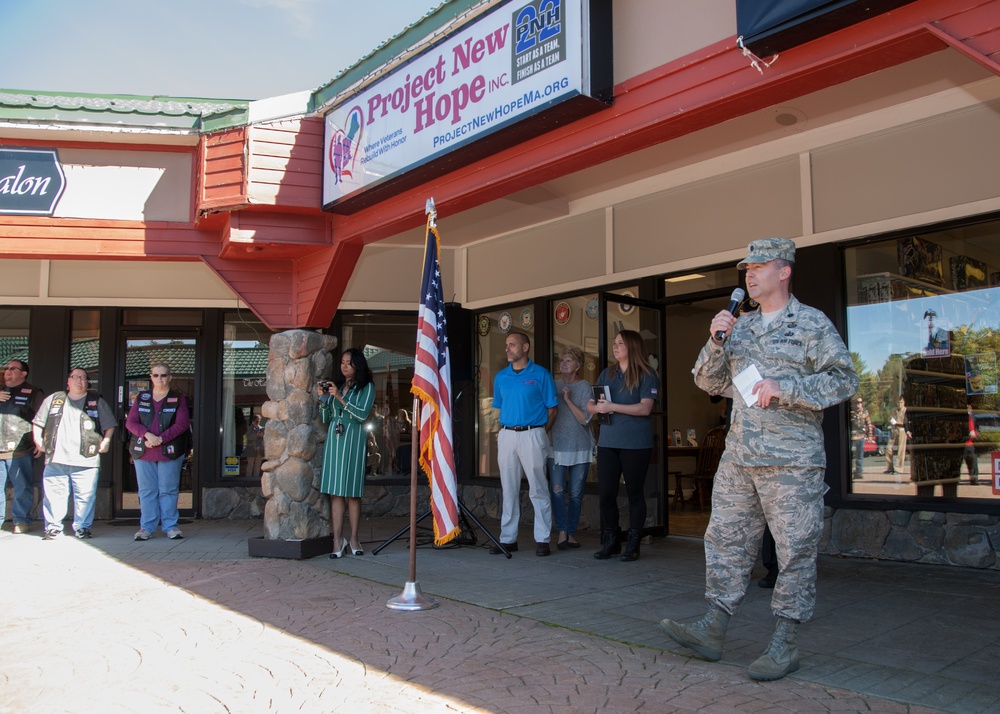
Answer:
[
  {"left": 667, "top": 446, "right": 700, "bottom": 509},
  {"left": 667, "top": 446, "right": 699, "bottom": 459}
]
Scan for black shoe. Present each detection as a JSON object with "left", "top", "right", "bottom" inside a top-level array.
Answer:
[
  {"left": 43, "top": 528, "right": 60, "bottom": 541},
  {"left": 556, "top": 539, "right": 570, "bottom": 551},
  {"left": 489, "top": 542, "right": 517, "bottom": 554},
  {"left": 535, "top": 542, "right": 551, "bottom": 557},
  {"left": 758, "top": 568, "right": 778, "bottom": 589},
  {"left": 883, "top": 469, "right": 894, "bottom": 474},
  {"left": 593, "top": 528, "right": 622, "bottom": 560},
  {"left": 75, "top": 528, "right": 93, "bottom": 539},
  {"left": 620, "top": 528, "right": 641, "bottom": 562},
  {"left": 565, "top": 539, "right": 581, "bottom": 549}
]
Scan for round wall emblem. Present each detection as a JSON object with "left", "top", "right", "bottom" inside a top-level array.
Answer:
[
  {"left": 477, "top": 315, "right": 491, "bottom": 336},
  {"left": 554, "top": 301, "right": 571, "bottom": 325}
]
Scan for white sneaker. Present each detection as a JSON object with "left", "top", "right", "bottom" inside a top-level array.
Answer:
[
  {"left": 167, "top": 528, "right": 184, "bottom": 540},
  {"left": 134, "top": 529, "right": 152, "bottom": 541}
]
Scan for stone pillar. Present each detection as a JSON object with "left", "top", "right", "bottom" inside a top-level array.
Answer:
[{"left": 259, "top": 329, "right": 337, "bottom": 540}]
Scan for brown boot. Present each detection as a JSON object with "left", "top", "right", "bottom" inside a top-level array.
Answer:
[
  {"left": 660, "top": 605, "right": 731, "bottom": 661},
  {"left": 748, "top": 618, "right": 800, "bottom": 681}
]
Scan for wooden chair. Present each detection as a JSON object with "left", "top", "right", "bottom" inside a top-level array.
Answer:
[{"left": 673, "top": 427, "right": 726, "bottom": 511}]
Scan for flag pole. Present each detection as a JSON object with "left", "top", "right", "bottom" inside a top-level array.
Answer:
[{"left": 387, "top": 200, "right": 441, "bottom": 611}]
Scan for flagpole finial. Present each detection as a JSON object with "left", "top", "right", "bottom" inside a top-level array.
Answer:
[{"left": 425, "top": 197, "right": 437, "bottom": 228}]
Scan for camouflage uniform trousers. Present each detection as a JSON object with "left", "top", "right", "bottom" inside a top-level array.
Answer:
[{"left": 704, "top": 460, "right": 827, "bottom": 622}]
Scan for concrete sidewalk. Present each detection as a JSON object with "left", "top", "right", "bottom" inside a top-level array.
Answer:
[{"left": 3, "top": 517, "right": 997, "bottom": 713}]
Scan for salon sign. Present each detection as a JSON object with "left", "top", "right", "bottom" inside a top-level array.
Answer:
[{"left": 0, "top": 148, "right": 66, "bottom": 216}]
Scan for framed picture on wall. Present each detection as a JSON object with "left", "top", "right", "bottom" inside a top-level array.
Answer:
[
  {"left": 950, "top": 255, "right": 988, "bottom": 291},
  {"left": 897, "top": 236, "right": 944, "bottom": 286}
]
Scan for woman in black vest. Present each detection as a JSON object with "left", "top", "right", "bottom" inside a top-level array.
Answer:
[{"left": 125, "top": 362, "right": 190, "bottom": 541}]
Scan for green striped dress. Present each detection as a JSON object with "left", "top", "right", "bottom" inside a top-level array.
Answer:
[{"left": 319, "top": 382, "right": 375, "bottom": 498}]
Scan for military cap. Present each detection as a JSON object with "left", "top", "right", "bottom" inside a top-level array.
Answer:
[{"left": 736, "top": 238, "right": 796, "bottom": 270}]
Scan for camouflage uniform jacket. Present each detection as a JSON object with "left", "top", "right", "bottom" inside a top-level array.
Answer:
[{"left": 692, "top": 295, "right": 858, "bottom": 468}]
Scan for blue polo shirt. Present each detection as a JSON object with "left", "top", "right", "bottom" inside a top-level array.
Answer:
[
  {"left": 492, "top": 359, "right": 558, "bottom": 427},
  {"left": 594, "top": 366, "right": 659, "bottom": 448}
]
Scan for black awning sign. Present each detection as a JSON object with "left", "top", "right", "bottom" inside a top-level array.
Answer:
[{"left": 0, "top": 148, "right": 67, "bottom": 216}]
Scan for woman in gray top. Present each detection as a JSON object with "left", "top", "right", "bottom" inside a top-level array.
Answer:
[{"left": 549, "top": 345, "right": 594, "bottom": 549}]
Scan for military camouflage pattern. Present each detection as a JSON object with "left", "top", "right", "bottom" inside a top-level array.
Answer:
[
  {"left": 693, "top": 295, "right": 858, "bottom": 468},
  {"left": 706, "top": 461, "right": 826, "bottom": 621},
  {"left": 692, "top": 294, "right": 857, "bottom": 622},
  {"left": 737, "top": 237, "right": 797, "bottom": 269}
]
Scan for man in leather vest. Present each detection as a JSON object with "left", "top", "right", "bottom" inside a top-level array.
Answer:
[
  {"left": 31, "top": 367, "right": 116, "bottom": 540},
  {"left": 0, "top": 360, "right": 44, "bottom": 533}
]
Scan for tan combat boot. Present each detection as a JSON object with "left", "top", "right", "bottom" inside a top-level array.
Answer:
[
  {"left": 659, "top": 605, "right": 730, "bottom": 661},
  {"left": 748, "top": 617, "right": 800, "bottom": 681}
]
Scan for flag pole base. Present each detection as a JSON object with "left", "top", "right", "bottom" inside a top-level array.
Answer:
[{"left": 386, "top": 581, "right": 439, "bottom": 611}]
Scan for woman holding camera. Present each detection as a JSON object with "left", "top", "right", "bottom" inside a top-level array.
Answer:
[{"left": 318, "top": 347, "right": 375, "bottom": 558}]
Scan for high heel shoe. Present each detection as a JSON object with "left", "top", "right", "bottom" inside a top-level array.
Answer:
[
  {"left": 349, "top": 540, "right": 364, "bottom": 556},
  {"left": 329, "top": 537, "right": 347, "bottom": 559}
]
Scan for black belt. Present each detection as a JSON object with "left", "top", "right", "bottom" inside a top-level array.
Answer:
[{"left": 501, "top": 425, "right": 544, "bottom": 432}]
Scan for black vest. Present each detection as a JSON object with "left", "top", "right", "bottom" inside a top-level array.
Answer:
[
  {"left": 0, "top": 382, "right": 43, "bottom": 455},
  {"left": 131, "top": 389, "right": 188, "bottom": 460},
  {"left": 41, "top": 391, "right": 105, "bottom": 460}
]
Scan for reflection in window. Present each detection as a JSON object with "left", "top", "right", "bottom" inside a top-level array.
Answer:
[
  {"left": 339, "top": 313, "right": 417, "bottom": 478},
  {"left": 846, "top": 223, "right": 1000, "bottom": 501},
  {"left": 222, "top": 312, "right": 271, "bottom": 479},
  {"left": 474, "top": 306, "right": 535, "bottom": 478},
  {"left": 0, "top": 308, "right": 30, "bottom": 375},
  {"left": 71, "top": 309, "right": 100, "bottom": 390},
  {"left": 551, "top": 294, "right": 601, "bottom": 488}
]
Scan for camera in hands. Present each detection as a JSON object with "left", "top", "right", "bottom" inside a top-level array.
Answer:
[{"left": 319, "top": 381, "right": 332, "bottom": 394}]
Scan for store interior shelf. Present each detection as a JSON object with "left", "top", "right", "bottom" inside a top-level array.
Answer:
[{"left": 857, "top": 272, "right": 954, "bottom": 294}]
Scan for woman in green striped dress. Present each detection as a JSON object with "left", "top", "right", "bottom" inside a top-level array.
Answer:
[{"left": 318, "top": 347, "right": 375, "bottom": 558}]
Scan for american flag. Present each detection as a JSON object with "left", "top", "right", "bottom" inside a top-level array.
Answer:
[{"left": 411, "top": 219, "right": 460, "bottom": 546}]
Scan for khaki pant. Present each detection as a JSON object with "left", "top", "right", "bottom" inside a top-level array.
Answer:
[{"left": 886, "top": 427, "right": 907, "bottom": 471}]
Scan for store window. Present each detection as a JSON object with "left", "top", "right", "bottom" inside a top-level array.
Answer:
[
  {"left": 339, "top": 313, "right": 417, "bottom": 478},
  {"left": 846, "top": 222, "right": 1000, "bottom": 501},
  {"left": 475, "top": 304, "right": 536, "bottom": 478},
  {"left": 550, "top": 293, "right": 602, "bottom": 485},
  {"left": 221, "top": 312, "right": 271, "bottom": 479},
  {"left": 0, "top": 308, "right": 29, "bottom": 372},
  {"left": 70, "top": 309, "right": 100, "bottom": 390}
]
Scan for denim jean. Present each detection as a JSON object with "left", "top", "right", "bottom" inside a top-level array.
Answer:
[
  {"left": 1, "top": 453, "right": 36, "bottom": 525},
  {"left": 42, "top": 463, "right": 99, "bottom": 533},
  {"left": 548, "top": 459, "right": 588, "bottom": 535},
  {"left": 134, "top": 458, "right": 184, "bottom": 533}
]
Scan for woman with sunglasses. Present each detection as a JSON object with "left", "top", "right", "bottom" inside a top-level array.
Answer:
[{"left": 125, "top": 363, "right": 190, "bottom": 541}]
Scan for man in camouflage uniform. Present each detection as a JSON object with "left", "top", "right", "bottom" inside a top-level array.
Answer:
[{"left": 660, "top": 238, "right": 858, "bottom": 681}]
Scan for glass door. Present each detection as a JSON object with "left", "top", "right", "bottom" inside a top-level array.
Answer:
[
  {"left": 114, "top": 332, "right": 198, "bottom": 517},
  {"left": 600, "top": 291, "right": 667, "bottom": 535}
]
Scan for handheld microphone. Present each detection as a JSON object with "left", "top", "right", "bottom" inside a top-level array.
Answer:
[{"left": 714, "top": 288, "right": 746, "bottom": 342}]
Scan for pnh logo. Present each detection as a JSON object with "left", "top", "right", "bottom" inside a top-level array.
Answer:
[
  {"left": 515, "top": 0, "right": 561, "bottom": 53},
  {"left": 511, "top": 0, "right": 565, "bottom": 84}
]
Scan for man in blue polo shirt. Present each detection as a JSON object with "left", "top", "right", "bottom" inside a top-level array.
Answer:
[{"left": 492, "top": 332, "right": 558, "bottom": 556}]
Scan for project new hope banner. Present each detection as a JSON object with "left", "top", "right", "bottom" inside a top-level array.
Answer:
[{"left": 322, "top": 0, "right": 611, "bottom": 211}]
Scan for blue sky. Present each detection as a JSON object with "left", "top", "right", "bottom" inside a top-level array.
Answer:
[{"left": 1, "top": 0, "right": 443, "bottom": 100}]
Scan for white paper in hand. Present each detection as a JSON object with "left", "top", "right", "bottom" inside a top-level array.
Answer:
[{"left": 733, "top": 364, "right": 764, "bottom": 407}]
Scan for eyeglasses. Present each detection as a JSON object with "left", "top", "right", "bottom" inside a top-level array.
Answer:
[
  {"left": 151, "top": 373, "right": 170, "bottom": 378},
  {"left": 68, "top": 375, "right": 88, "bottom": 380},
  {"left": 4, "top": 366, "right": 24, "bottom": 372}
]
